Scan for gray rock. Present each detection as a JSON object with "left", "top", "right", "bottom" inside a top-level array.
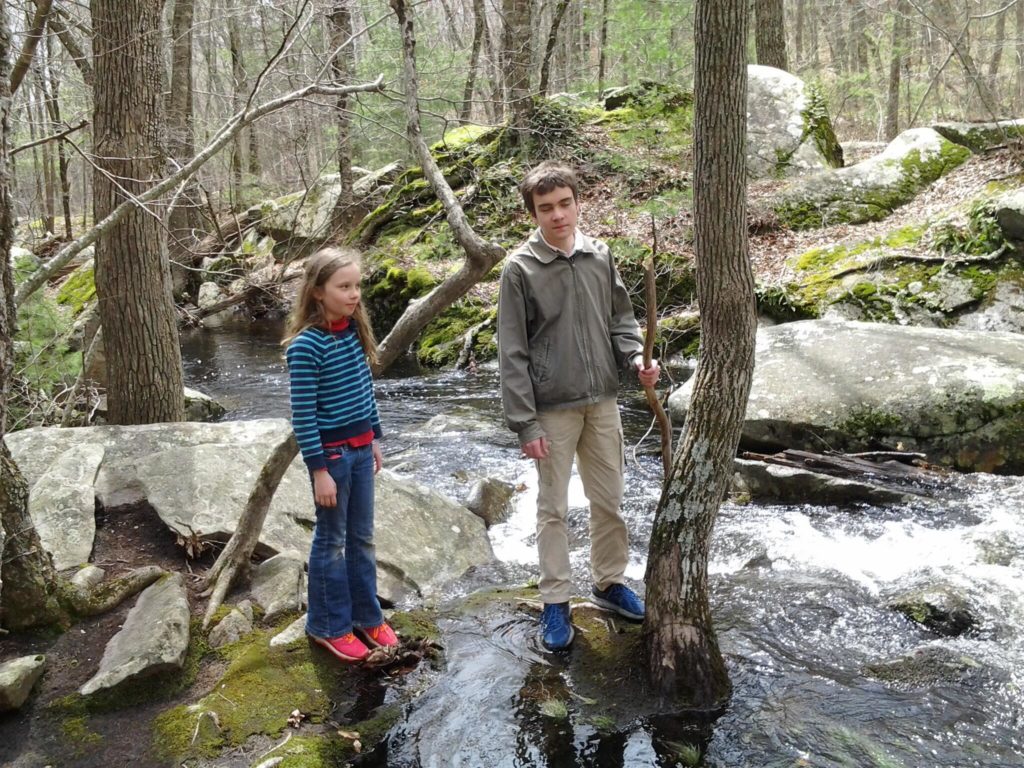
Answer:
[
  {"left": 864, "top": 645, "right": 988, "bottom": 688},
  {"left": 208, "top": 608, "right": 254, "bottom": 649},
  {"left": 746, "top": 65, "right": 841, "bottom": 179},
  {"left": 270, "top": 615, "right": 308, "bottom": 647},
  {"left": 0, "top": 655, "right": 46, "bottom": 713},
  {"left": 197, "top": 282, "right": 233, "bottom": 328},
  {"left": 28, "top": 444, "right": 104, "bottom": 570},
  {"left": 887, "top": 584, "right": 977, "bottom": 636},
  {"left": 70, "top": 565, "right": 106, "bottom": 592},
  {"left": 731, "top": 458, "right": 920, "bottom": 506},
  {"left": 774, "top": 128, "right": 971, "bottom": 229},
  {"left": 80, "top": 573, "right": 190, "bottom": 696},
  {"left": 183, "top": 387, "right": 227, "bottom": 422},
  {"left": 668, "top": 320, "right": 1024, "bottom": 473},
  {"left": 933, "top": 118, "right": 1024, "bottom": 153},
  {"left": 374, "top": 470, "right": 495, "bottom": 603},
  {"left": 955, "top": 282, "right": 1024, "bottom": 334},
  {"left": 993, "top": 187, "right": 1024, "bottom": 241},
  {"left": 464, "top": 478, "right": 516, "bottom": 526},
  {"left": 251, "top": 552, "right": 306, "bottom": 621},
  {"left": 237, "top": 599, "right": 255, "bottom": 623}
]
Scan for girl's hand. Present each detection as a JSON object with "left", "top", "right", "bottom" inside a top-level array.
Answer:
[
  {"left": 372, "top": 440, "right": 383, "bottom": 474},
  {"left": 313, "top": 469, "right": 337, "bottom": 508}
]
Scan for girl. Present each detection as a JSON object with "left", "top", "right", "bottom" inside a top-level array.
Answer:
[{"left": 283, "top": 246, "right": 398, "bottom": 662}]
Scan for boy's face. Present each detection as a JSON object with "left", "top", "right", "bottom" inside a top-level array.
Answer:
[{"left": 530, "top": 185, "right": 578, "bottom": 248}]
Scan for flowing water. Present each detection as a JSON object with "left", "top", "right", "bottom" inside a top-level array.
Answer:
[{"left": 181, "top": 322, "right": 1024, "bottom": 768}]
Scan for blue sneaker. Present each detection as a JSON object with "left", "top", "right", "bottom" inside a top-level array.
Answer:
[
  {"left": 591, "top": 583, "right": 645, "bottom": 621},
  {"left": 539, "top": 602, "right": 575, "bottom": 650}
]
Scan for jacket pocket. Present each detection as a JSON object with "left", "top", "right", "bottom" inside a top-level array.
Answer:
[{"left": 529, "top": 338, "right": 551, "bottom": 383}]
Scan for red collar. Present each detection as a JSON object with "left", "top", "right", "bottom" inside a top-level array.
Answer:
[{"left": 327, "top": 317, "right": 350, "bottom": 332}]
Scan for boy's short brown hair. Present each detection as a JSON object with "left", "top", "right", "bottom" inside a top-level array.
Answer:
[{"left": 519, "top": 162, "right": 579, "bottom": 216}]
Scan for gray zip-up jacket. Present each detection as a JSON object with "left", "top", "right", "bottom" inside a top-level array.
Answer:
[{"left": 498, "top": 228, "right": 644, "bottom": 445}]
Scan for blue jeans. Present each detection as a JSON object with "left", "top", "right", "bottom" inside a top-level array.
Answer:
[{"left": 305, "top": 443, "right": 383, "bottom": 638}]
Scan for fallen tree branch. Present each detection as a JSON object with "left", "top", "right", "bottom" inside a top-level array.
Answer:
[
  {"left": 642, "top": 217, "right": 672, "bottom": 477},
  {"left": 65, "top": 566, "right": 165, "bottom": 617},
  {"left": 199, "top": 433, "right": 299, "bottom": 628}
]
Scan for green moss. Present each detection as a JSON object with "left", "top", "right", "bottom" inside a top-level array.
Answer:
[
  {"left": 387, "top": 608, "right": 441, "bottom": 643},
  {"left": 61, "top": 715, "right": 103, "bottom": 754},
  {"left": 55, "top": 262, "right": 96, "bottom": 316},
  {"left": 836, "top": 408, "right": 902, "bottom": 439},
  {"left": 363, "top": 259, "right": 439, "bottom": 336},
  {"left": 417, "top": 301, "right": 496, "bottom": 367},
  {"left": 800, "top": 82, "right": 843, "bottom": 169}
]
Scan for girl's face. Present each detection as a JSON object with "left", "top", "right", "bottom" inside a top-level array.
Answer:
[{"left": 313, "top": 262, "right": 362, "bottom": 321}]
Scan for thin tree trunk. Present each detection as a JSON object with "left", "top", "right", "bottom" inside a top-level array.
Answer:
[
  {"left": 502, "top": 0, "right": 532, "bottom": 149},
  {"left": 167, "top": 0, "right": 199, "bottom": 295},
  {"left": 885, "top": 0, "right": 908, "bottom": 140},
  {"left": 0, "top": 0, "right": 64, "bottom": 632},
  {"left": 92, "top": 0, "right": 186, "bottom": 425},
  {"left": 459, "top": 0, "right": 485, "bottom": 122},
  {"left": 1017, "top": 0, "right": 1024, "bottom": 113},
  {"left": 43, "top": 33, "right": 72, "bottom": 239},
  {"left": 329, "top": 0, "right": 356, "bottom": 229},
  {"left": 643, "top": 0, "right": 755, "bottom": 708},
  {"left": 9, "top": 0, "right": 52, "bottom": 96},
  {"left": 39, "top": 85, "right": 57, "bottom": 235},
  {"left": 538, "top": 0, "right": 570, "bottom": 97},
  {"left": 36, "top": 1, "right": 92, "bottom": 87},
  {"left": 987, "top": 3, "right": 1007, "bottom": 113},
  {"left": 755, "top": 0, "right": 788, "bottom": 71},
  {"left": 227, "top": 0, "right": 245, "bottom": 209},
  {"left": 597, "top": 0, "right": 609, "bottom": 92}
]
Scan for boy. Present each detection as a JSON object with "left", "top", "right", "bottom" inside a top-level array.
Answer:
[{"left": 497, "top": 162, "right": 660, "bottom": 650}]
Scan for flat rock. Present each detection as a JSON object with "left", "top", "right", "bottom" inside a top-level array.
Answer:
[
  {"left": 669, "top": 320, "right": 1024, "bottom": 473},
  {"left": 28, "top": 444, "right": 103, "bottom": 570},
  {"left": 731, "top": 458, "right": 919, "bottom": 506},
  {"left": 0, "top": 655, "right": 46, "bottom": 713},
  {"left": 251, "top": 552, "right": 306, "bottom": 621},
  {"left": 80, "top": 573, "right": 190, "bottom": 696},
  {"left": 270, "top": 615, "right": 308, "bottom": 647}
]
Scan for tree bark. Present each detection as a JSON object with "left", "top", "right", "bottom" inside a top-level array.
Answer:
[
  {"left": 92, "top": 0, "right": 186, "bottom": 424},
  {"left": 501, "top": 0, "right": 532, "bottom": 150},
  {"left": 597, "top": 0, "right": 609, "bottom": 93},
  {"left": 328, "top": 0, "right": 357, "bottom": 229},
  {"left": 459, "top": 0, "right": 485, "bottom": 122},
  {"left": 643, "top": 0, "right": 755, "bottom": 709},
  {"left": 383, "top": 0, "right": 505, "bottom": 375},
  {"left": 42, "top": 33, "right": 72, "bottom": 239},
  {"left": 538, "top": 0, "right": 570, "bottom": 98},
  {"left": 755, "top": 0, "right": 788, "bottom": 71},
  {"left": 227, "top": 0, "right": 245, "bottom": 209}
]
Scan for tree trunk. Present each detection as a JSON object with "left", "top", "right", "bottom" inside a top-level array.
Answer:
[
  {"left": 459, "top": 0, "right": 485, "bottom": 122},
  {"left": 794, "top": 0, "right": 805, "bottom": 67},
  {"left": 1017, "top": 0, "right": 1024, "bottom": 113},
  {"left": 92, "top": 0, "right": 186, "bottom": 425},
  {"left": 0, "top": 0, "right": 64, "bottom": 632},
  {"left": 643, "top": 0, "right": 755, "bottom": 709},
  {"left": 167, "top": 0, "right": 201, "bottom": 291},
  {"left": 9, "top": 0, "right": 52, "bottom": 96},
  {"left": 328, "top": 0, "right": 356, "bottom": 229},
  {"left": 501, "top": 0, "right": 532, "bottom": 150},
  {"left": 597, "top": 0, "right": 609, "bottom": 92},
  {"left": 227, "top": 0, "right": 245, "bottom": 209},
  {"left": 538, "top": 0, "right": 570, "bottom": 98},
  {"left": 755, "top": 0, "right": 788, "bottom": 71},
  {"left": 987, "top": 3, "right": 1007, "bottom": 113},
  {"left": 884, "top": 0, "right": 908, "bottom": 140},
  {"left": 43, "top": 33, "right": 73, "bottom": 239}
]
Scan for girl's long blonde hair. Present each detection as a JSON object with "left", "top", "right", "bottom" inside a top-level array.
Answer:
[{"left": 282, "top": 246, "right": 379, "bottom": 364}]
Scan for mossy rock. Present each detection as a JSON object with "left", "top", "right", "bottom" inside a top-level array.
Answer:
[
  {"left": 416, "top": 301, "right": 496, "bottom": 368},
  {"left": 602, "top": 79, "right": 692, "bottom": 112},
  {"left": 363, "top": 257, "right": 439, "bottom": 336},
  {"left": 774, "top": 128, "right": 971, "bottom": 230},
  {"left": 55, "top": 259, "right": 96, "bottom": 316}
]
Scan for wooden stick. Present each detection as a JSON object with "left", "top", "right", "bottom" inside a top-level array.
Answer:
[{"left": 643, "top": 215, "right": 673, "bottom": 478}]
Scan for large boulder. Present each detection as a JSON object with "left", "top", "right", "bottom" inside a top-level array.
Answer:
[
  {"left": 774, "top": 128, "right": 971, "bottom": 229},
  {"left": 747, "top": 65, "right": 842, "bottom": 179},
  {"left": 4, "top": 419, "right": 495, "bottom": 603},
  {"left": 251, "top": 162, "right": 404, "bottom": 245},
  {"left": 0, "top": 655, "right": 46, "bottom": 713},
  {"left": 668, "top": 320, "right": 1024, "bottom": 473}
]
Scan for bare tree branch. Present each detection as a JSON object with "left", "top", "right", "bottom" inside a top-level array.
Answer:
[
  {"left": 11, "top": 118, "right": 88, "bottom": 156},
  {"left": 9, "top": 0, "right": 52, "bottom": 95},
  {"left": 13, "top": 76, "right": 384, "bottom": 309}
]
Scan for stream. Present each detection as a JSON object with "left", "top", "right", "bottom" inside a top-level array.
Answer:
[{"left": 181, "top": 321, "right": 1024, "bottom": 768}]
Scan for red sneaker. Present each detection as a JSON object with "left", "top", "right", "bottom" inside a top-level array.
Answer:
[
  {"left": 309, "top": 632, "right": 369, "bottom": 662},
  {"left": 358, "top": 622, "right": 399, "bottom": 649}
]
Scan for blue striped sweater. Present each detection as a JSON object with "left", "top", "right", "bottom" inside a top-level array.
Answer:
[{"left": 285, "top": 325, "right": 382, "bottom": 471}]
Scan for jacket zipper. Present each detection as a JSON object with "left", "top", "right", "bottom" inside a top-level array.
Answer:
[{"left": 569, "top": 255, "right": 596, "bottom": 396}]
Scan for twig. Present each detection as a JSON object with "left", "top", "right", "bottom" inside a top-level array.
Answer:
[
  {"left": 12, "top": 119, "right": 89, "bottom": 157},
  {"left": 642, "top": 215, "right": 673, "bottom": 478}
]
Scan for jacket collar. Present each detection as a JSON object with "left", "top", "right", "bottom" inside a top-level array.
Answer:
[{"left": 523, "top": 227, "right": 598, "bottom": 264}]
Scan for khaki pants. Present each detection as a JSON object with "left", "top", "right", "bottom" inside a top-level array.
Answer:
[{"left": 534, "top": 397, "right": 628, "bottom": 604}]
